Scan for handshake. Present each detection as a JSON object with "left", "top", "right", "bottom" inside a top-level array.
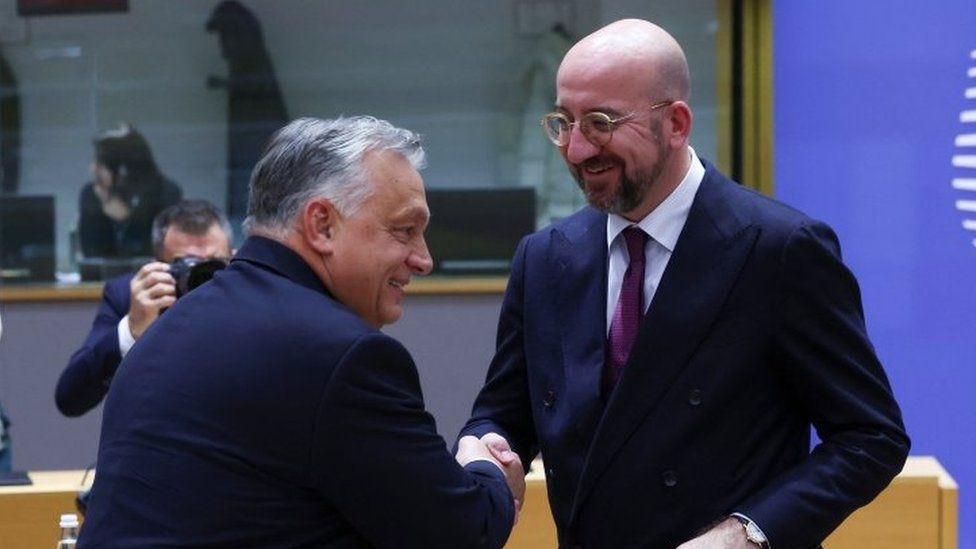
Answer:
[{"left": 456, "top": 433, "right": 527, "bottom": 522}]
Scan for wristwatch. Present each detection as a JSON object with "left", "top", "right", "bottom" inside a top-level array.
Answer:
[{"left": 734, "top": 515, "right": 769, "bottom": 548}]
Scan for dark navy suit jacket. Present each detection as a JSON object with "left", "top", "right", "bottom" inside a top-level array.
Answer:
[
  {"left": 79, "top": 236, "right": 514, "bottom": 548},
  {"left": 460, "top": 160, "right": 909, "bottom": 549},
  {"left": 56, "top": 274, "right": 133, "bottom": 417}
]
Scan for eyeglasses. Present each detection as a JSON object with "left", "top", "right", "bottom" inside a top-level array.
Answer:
[{"left": 540, "top": 100, "right": 674, "bottom": 147}]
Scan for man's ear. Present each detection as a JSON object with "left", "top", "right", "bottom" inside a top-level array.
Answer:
[
  {"left": 300, "top": 198, "right": 339, "bottom": 255},
  {"left": 666, "top": 100, "right": 693, "bottom": 147}
]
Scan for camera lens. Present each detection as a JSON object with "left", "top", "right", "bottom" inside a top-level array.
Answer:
[{"left": 170, "top": 256, "right": 227, "bottom": 298}]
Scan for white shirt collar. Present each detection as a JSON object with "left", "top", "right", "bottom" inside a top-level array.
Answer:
[{"left": 606, "top": 147, "right": 705, "bottom": 251}]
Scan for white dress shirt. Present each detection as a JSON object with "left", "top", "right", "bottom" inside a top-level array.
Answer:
[
  {"left": 118, "top": 315, "right": 136, "bottom": 357},
  {"left": 605, "top": 147, "right": 704, "bottom": 334},
  {"left": 604, "top": 152, "right": 770, "bottom": 544}
]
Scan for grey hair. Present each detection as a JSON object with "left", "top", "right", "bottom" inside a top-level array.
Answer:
[{"left": 243, "top": 116, "right": 425, "bottom": 238}]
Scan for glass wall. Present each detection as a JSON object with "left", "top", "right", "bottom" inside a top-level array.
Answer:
[{"left": 0, "top": 0, "right": 720, "bottom": 282}]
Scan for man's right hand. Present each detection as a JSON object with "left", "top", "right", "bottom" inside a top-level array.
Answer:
[
  {"left": 479, "top": 433, "right": 526, "bottom": 516},
  {"left": 128, "top": 261, "right": 177, "bottom": 340},
  {"left": 457, "top": 434, "right": 526, "bottom": 521}
]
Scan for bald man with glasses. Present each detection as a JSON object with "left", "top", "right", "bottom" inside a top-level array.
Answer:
[{"left": 459, "top": 18, "right": 909, "bottom": 549}]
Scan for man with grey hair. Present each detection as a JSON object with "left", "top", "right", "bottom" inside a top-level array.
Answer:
[{"left": 78, "top": 116, "right": 521, "bottom": 548}]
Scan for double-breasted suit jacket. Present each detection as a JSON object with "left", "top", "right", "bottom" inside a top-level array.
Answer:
[{"left": 461, "top": 159, "right": 909, "bottom": 548}]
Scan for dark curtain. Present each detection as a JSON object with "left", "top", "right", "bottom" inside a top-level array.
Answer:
[{"left": 0, "top": 51, "right": 21, "bottom": 194}]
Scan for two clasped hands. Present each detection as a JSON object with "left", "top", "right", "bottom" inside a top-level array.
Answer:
[{"left": 456, "top": 433, "right": 526, "bottom": 524}]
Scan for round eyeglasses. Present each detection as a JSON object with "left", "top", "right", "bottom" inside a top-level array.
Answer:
[{"left": 540, "top": 100, "right": 674, "bottom": 147}]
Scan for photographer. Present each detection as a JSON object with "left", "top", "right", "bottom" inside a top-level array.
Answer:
[{"left": 56, "top": 199, "right": 233, "bottom": 417}]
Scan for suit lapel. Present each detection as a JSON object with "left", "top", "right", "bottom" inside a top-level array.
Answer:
[
  {"left": 552, "top": 207, "right": 609, "bottom": 445},
  {"left": 571, "top": 166, "right": 761, "bottom": 518}
]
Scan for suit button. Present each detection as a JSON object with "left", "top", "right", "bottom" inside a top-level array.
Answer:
[
  {"left": 543, "top": 390, "right": 556, "bottom": 408},
  {"left": 688, "top": 388, "right": 702, "bottom": 406},
  {"left": 547, "top": 467, "right": 555, "bottom": 479},
  {"left": 662, "top": 470, "right": 678, "bottom": 487}
]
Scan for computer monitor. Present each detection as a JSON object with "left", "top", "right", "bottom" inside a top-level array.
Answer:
[
  {"left": 424, "top": 188, "right": 536, "bottom": 274},
  {"left": 0, "top": 194, "right": 56, "bottom": 282}
]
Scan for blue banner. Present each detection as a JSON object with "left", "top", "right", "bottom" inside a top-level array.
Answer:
[{"left": 774, "top": 1, "right": 976, "bottom": 546}]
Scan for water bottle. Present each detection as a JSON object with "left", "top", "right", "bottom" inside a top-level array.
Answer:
[{"left": 56, "top": 513, "right": 79, "bottom": 548}]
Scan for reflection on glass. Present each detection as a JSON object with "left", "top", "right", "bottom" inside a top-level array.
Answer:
[
  {"left": 0, "top": 0, "right": 719, "bottom": 282},
  {"left": 0, "top": 50, "right": 21, "bottom": 194},
  {"left": 78, "top": 123, "right": 182, "bottom": 260},
  {"left": 206, "top": 0, "right": 288, "bottom": 229}
]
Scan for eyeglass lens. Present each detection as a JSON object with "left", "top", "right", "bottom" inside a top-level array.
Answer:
[{"left": 544, "top": 113, "right": 615, "bottom": 146}]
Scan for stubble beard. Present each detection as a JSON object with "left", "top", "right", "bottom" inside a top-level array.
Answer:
[{"left": 574, "top": 124, "right": 669, "bottom": 216}]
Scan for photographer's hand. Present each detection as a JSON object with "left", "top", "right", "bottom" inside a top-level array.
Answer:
[{"left": 128, "top": 262, "right": 177, "bottom": 340}]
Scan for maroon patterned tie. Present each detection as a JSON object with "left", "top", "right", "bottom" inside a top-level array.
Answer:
[{"left": 604, "top": 226, "right": 648, "bottom": 396}]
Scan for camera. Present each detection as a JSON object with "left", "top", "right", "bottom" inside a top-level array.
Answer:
[{"left": 169, "top": 256, "right": 228, "bottom": 298}]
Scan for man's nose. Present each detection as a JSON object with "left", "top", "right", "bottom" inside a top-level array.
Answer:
[
  {"left": 564, "top": 125, "right": 601, "bottom": 165},
  {"left": 410, "top": 238, "right": 434, "bottom": 276}
]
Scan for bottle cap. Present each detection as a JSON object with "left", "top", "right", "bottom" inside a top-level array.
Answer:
[{"left": 60, "top": 513, "right": 79, "bottom": 528}]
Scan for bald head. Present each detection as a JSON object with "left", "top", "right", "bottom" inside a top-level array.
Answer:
[
  {"left": 558, "top": 18, "right": 690, "bottom": 104},
  {"left": 553, "top": 19, "right": 694, "bottom": 221}
]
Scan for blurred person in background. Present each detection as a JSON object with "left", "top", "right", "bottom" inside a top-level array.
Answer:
[{"left": 78, "top": 123, "right": 182, "bottom": 258}]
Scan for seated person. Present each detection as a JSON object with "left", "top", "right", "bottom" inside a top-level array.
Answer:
[
  {"left": 56, "top": 199, "right": 232, "bottom": 417},
  {"left": 78, "top": 123, "right": 182, "bottom": 258}
]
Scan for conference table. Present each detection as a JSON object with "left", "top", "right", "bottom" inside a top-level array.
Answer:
[
  {"left": 0, "top": 469, "right": 90, "bottom": 547},
  {"left": 0, "top": 457, "right": 956, "bottom": 548}
]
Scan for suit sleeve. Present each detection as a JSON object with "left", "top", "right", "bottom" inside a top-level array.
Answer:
[
  {"left": 457, "top": 237, "right": 538, "bottom": 468},
  {"left": 310, "top": 332, "right": 515, "bottom": 549},
  {"left": 737, "top": 221, "right": 910, "bottom": 548},
  {"left": 55, "top": 279, "right": 128, "bottom": 417}
]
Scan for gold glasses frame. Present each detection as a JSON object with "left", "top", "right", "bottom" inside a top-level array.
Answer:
[{"left": 540, "top": 100, "right": 674, "bottom": 147}]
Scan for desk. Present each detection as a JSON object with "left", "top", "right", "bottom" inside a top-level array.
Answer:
[
  {"left": 0, "top": 470, "right": 89, "bottom": 548},
  {"left": 824, "top": 456, "right": 957, "bottom": 549},
  {"left": 505, "top": 456, "right": 958, "bottom": 548},
  {"left": 0, "top": 459, "right": 955, "bottom": 548}
]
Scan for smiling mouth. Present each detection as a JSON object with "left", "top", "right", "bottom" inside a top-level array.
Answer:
[
  {"left": 580, "top": 158, "right": 618, "bottom": 176},
  {"left": 388, "top": 279, "right": 408, "bottom": 289}
]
